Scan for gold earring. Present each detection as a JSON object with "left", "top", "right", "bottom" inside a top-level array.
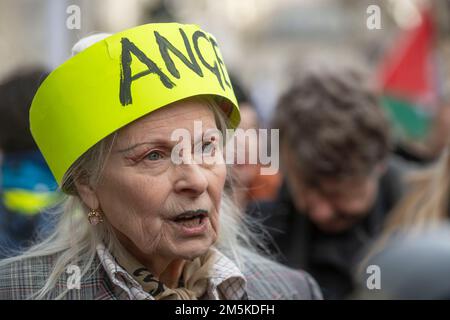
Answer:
[{"left": 88, "top": 208, "right": 103, "bottom": 225}]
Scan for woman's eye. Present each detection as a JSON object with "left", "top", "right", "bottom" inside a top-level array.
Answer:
[
  {"left": 145, "top": 151, "right": 163, "bottom": 161},
  {"left": 202, "top": 141, "right": 214, "bottom": 153}
]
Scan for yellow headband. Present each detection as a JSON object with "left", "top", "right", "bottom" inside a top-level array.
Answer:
[{"left": 30, "top": 23, "right": 240, "bottom": 185}]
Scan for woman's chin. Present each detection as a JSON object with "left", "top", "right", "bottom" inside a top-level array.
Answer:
[{"left": 171, "top": 239, "right": 214, "bottom": 261}]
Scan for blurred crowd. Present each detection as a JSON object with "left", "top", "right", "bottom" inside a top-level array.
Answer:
[{"left": 2, "top": 0, "right": 450, "bottom": 300}]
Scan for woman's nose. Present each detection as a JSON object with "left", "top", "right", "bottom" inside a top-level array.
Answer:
[{"left": 173, "top": 163, "right": 208, "bottom": 197}]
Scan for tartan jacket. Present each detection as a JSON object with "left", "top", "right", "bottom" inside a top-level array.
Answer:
[{"left": 0, "top": 252, "right": 323, "bottom": 300}]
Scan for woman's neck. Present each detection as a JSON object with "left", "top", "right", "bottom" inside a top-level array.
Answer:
[
  {"left": 115, "top": 231, "right": 186, "bottom": 288},
  {"left": 158, "top": 259, "right": 186, "bottom": 288}
]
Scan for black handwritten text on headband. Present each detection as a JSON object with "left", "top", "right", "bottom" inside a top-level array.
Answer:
[{"left": 119, "top": 28, "right": 231, "bottom": 106}]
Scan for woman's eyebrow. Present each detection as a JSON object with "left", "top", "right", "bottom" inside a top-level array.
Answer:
[
  {"left": 116, "top": 140, "right": 172, "bottom": 153},
  {"left": 117, "top": 131, "right": 214, "bottom": 153}
]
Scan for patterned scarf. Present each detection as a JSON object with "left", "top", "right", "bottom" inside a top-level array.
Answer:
[{"left": 116, "top": 249, "right": 217, "bottom": 300}]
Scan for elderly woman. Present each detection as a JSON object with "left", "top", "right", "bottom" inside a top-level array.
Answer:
[{"left": 0, "top": 23, "right": 321, "bottom": 300}]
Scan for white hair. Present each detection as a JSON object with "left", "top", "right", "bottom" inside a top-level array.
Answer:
[{"left": 0, "top": 34, "right": 274, "bottom": 299}]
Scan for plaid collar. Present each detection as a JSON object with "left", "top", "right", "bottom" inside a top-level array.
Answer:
[{"left": 96, "top": 244, "right": 248, "bottom": 300}]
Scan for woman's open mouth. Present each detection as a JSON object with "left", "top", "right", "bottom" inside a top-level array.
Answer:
[{"left": 170, "top": 209, "right": 209, "bottom": 236}]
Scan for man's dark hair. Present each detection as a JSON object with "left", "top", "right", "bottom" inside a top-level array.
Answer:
[
  {"left": 0, "top": 68, "right": 48, "bottom": 152},
  {"left": 273, "top": 66, "right": 391, "bottom": 182}
]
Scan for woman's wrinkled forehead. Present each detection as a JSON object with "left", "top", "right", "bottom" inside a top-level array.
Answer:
[{"left": 115, "top": 99, "right": 218, "bottom": 149}]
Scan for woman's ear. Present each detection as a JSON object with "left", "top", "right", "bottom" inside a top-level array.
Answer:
[{"left": 74, "top": 174, "right": 100, "bottom": 210}]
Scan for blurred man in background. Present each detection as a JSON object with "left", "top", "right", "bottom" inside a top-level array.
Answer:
[
  {"left": 0, "top": 68, "right": 59, "bottom": 259},
  {"left": 248, "top": 65, "right": 412, "bottom": 299}
]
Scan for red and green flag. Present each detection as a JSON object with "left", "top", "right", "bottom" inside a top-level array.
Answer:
[{"left": 377, "top": 8, "right": 439, "bottom": 140}]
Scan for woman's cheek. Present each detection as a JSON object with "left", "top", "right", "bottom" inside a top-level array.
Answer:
[
  {"left": 214, "top": 163, "right": 227, "bottom": 188},
  {"left": 210, "top": 164, "right": 226, "bottom": 234},
  {"left": 210, "top": 208, "right": 220, "bottom": 231}
]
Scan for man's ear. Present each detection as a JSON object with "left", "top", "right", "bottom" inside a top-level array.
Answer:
[{"left": 74, "top": 174, "right": 99, "bottom": 210}]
